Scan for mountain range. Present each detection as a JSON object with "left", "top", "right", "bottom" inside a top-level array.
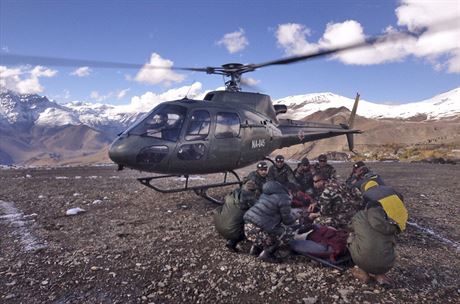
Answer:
[{"left": 0, "top": 88, "right": 459, "bottom": 165}]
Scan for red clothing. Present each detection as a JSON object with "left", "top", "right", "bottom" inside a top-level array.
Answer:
[
  {"left": 291, "top": 192, "right": 314, "bottom": 208},
  {"left": 307, "top": 226, "right": 348, "bottom": 261}
]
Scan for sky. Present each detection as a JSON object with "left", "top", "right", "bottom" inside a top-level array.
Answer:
[{"left": 1, "top": 0, "right": 459, "bottom": 109}]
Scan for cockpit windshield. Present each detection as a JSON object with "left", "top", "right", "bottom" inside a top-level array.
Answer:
[{"left": 129, "top": 104, "right": 186, "bottom": 142}]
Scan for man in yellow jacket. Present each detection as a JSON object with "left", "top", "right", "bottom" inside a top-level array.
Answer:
[{"left": 347, "top": 182, "right": 408, "bottom": 286}]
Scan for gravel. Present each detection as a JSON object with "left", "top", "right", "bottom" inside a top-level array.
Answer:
[{"left": 0, "top": 162, "right": 459, "bottom": 303}]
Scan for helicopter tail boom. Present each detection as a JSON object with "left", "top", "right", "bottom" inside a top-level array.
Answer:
[
  {"left": 276, "top": 92, "right": 361, "bottom": 151},
  {"left": 277, "top": 123, "right": 361, "bottom": 150}
]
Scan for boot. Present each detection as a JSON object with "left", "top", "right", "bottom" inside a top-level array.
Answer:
[
  {"left": 258, "top": 245, "right": 282, "bottom": 263},
  {"left": 350, "top": 266, "right": 370, "bottom": 283},
  {"left": 225, "top": 239, "right": 239, "bottom": 252},
  {"left": 249, "top": 245, "right": 262, "bottom": 256},
  {"left": 373, "top": 274, "right": 394, "bottom": 288}
]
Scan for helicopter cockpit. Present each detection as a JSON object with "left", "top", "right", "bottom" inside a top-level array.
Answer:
[
  {"left": 128, "top": 104, "right": 186, "bottom": 142},
  {"left": 117, "top": 101, "right": 243, "bottom": 169}
]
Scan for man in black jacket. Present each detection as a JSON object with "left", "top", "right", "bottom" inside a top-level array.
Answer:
[{"left": 243, "top": 181, "right": 297, "bottom": 263}]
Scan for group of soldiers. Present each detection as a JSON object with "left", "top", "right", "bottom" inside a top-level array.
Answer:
[{"left": 214, "top": 154, "right": 408, "bottom": 287}]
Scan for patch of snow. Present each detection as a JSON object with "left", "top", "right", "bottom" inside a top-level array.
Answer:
[
  {"left": 65, "top": 207, "right": 86, "bottom": 216},
  {"left": 408, "top": 221, "right": 460, "bottom": 252},
  {"left": 175, "top": 175, "right": 205, "bottom": 181},
  {"left": 0, "top": 200, "right": 47, "bottom": 252}
]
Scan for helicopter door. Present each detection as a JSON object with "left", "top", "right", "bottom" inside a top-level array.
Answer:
[
  {"left": 208, "top": 112, "right": 242, "bottom": 169},
  {"left": 172, "top": 109, "right": 211, "bottom": 169}
]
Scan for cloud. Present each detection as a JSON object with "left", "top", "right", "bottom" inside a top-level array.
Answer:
[
  {"left": 276, "top": 23, "right": 319, "bottom": 55},
  {"left": 0, "top": 65, "right": 58, "bottom": 94},
  {"left": 135, "top": 53, "right": 185, "bottom": 85},
  {"left": 90, "top": 91, "right": 112, "bottom": 102},
  {"left": 275, "top": 0, "right": 460, "bottom": 73},
  {"left": 88, "top": 88, "right": 130, "bottom": 102},
  {"left": 217, "top": 28, "right": 249, "bottom": 54},
  {"left": 395, "top": 0, "right": 460, "bottom": 73},
  {"left": 116, "top": 88, "right": 130, "bottom": 99},
  {"left": 51, "top": 89, "right": 71, "bottom": 101},
  {"left": 241, "top": 77, "right": 260, "bottom": 86},
  {"left": 70, "top": 66, "right": 92, "bottom": 77},
  {"left": 121, "top": 82, "right": 204, "bottom": 113}
]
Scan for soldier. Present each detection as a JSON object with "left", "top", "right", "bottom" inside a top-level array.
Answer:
[
  {"left": 348, "top": 183, "right": 408, "bottom": 286},
  {"left": 267, "top": 155, "right": 298, "bottom": 187},
  {"left": 243, "top": 181, "right": 297, "bottom": 263},
  {"left": 294, "top": 157, "right": 314, "bottom": 194},
  {"left": 243, "top": 161, "right": 269, "bottom": 197},
  {"left": 345, "top": 161, "right": 367, "bottom": 190},
  {"left": 311, "top": 173, "right": 358, "bottom": 229},
  {"left": 214, "top": 181, "right": 258, "bottom": 252},
  {"left": 348, "top": 163, "right": 386, "bottom": 195},
  {"left": 313, "top": 154, "right": 337, "bottom": 180}
]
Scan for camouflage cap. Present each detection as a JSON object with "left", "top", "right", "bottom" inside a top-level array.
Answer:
[
  {"left": 300, "top": 157, "right": 310, "bottom": 165},
  {"left": 353, "top": 161, "right": 366, "bottom": 168},
  {"left": 257, "top": 161, "right": 268, "bottom": 169},
  {"left": 318, "top": 154, "right": 327, "bottom": 161}
]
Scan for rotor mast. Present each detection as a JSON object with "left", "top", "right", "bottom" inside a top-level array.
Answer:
[{"left": 206, "top": 63, "right": 256, "bottom": 92}]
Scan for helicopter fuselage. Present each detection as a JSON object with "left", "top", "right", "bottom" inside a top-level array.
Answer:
[
  {"left": 108, "top": 90, "right": 360, "bottom": 175},
  {"left": 108, "top": 91, "right": 282, "bottom": 174}
]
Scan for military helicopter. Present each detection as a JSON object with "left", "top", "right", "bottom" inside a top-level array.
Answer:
[
  {"left": 108, "top": 61, "right": 361, "bottom": 203},
  {"left": 3, "top": 25, "right": 438, "bottom": 203}
]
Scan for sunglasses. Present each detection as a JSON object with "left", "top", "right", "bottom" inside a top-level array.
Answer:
[
  {"left": 319, "top": 160, "right": 326, "bottom": 163},
  {"left": 276, "top": 160, "right": 284, "bottom": 163}
]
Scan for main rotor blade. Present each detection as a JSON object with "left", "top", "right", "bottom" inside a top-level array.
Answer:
[
  {"left": 251, "top": 33, "right": 407, "bottom": 70},
  {"left": 0, "top": 53, "right": 212, "bottom": 72},
  {"left": 250, "top": 17, "right": 458, "bottom": 70}
]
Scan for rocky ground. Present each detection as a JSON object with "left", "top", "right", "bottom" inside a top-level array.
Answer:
[{"left": 0, "top": 162, "right": 459, "bottom": 304}]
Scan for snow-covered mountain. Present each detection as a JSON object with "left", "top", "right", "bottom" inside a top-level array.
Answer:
[
  {"left": 0, "top": 87, "right": 459, "bottom": 165},
  {"left": 275, "top": 87, "right": 460, "bottom": 121},
  {"left": 1, "top": 87, "right": 458, "bottom": 136},
  {"left": 0, "top": 91, "right": 142, "bottom": 137}
]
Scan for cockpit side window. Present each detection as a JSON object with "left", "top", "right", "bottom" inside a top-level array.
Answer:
[
  {"left": 129, "top": 104, "right": 186, "bottom": 142},
  {"left": 185, "top": 110, "right": 211, "bottom": 141},
  {"left": 215, "top": 112, "right": 240, "bottom": 139}
]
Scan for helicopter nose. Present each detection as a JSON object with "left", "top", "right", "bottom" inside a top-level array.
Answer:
[{"left": 108, "top": 136, "right": 136, "bottom": 167}]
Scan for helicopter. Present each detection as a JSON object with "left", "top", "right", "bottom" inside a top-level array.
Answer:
[
  {"left": 108, "top": 62, "right": 362, "bottom": 203},
  {"left": 3, "top": 23, "right": 443, "bottom": 203}
]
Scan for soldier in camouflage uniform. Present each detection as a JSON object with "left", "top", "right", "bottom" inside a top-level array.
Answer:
[
  {"left": 243, "top": 161, "right": 269, "bottom": 197},
  {"left": 267, "top": 155, "right": 299, "bottom": 187},
  {"left": 293, "top": 157, "right": 314, "bottom": 195},
  {"left": 313, "top": 154, "right": 337, "bottom": 180},
  {"left": 311, "top": 173, "right": 358, "bottom": 229}
]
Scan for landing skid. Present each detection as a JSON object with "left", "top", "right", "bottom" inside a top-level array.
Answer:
[{"left": 137, "top": 171, "right": 242, "bottom": 205}]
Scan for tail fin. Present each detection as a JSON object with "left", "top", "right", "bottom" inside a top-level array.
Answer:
[
  {"left": 346, "top": 133, "right": 354, "bottom": 151},
  {"left": 348, "top": 93, "right": 360, "bottom": 129}
]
